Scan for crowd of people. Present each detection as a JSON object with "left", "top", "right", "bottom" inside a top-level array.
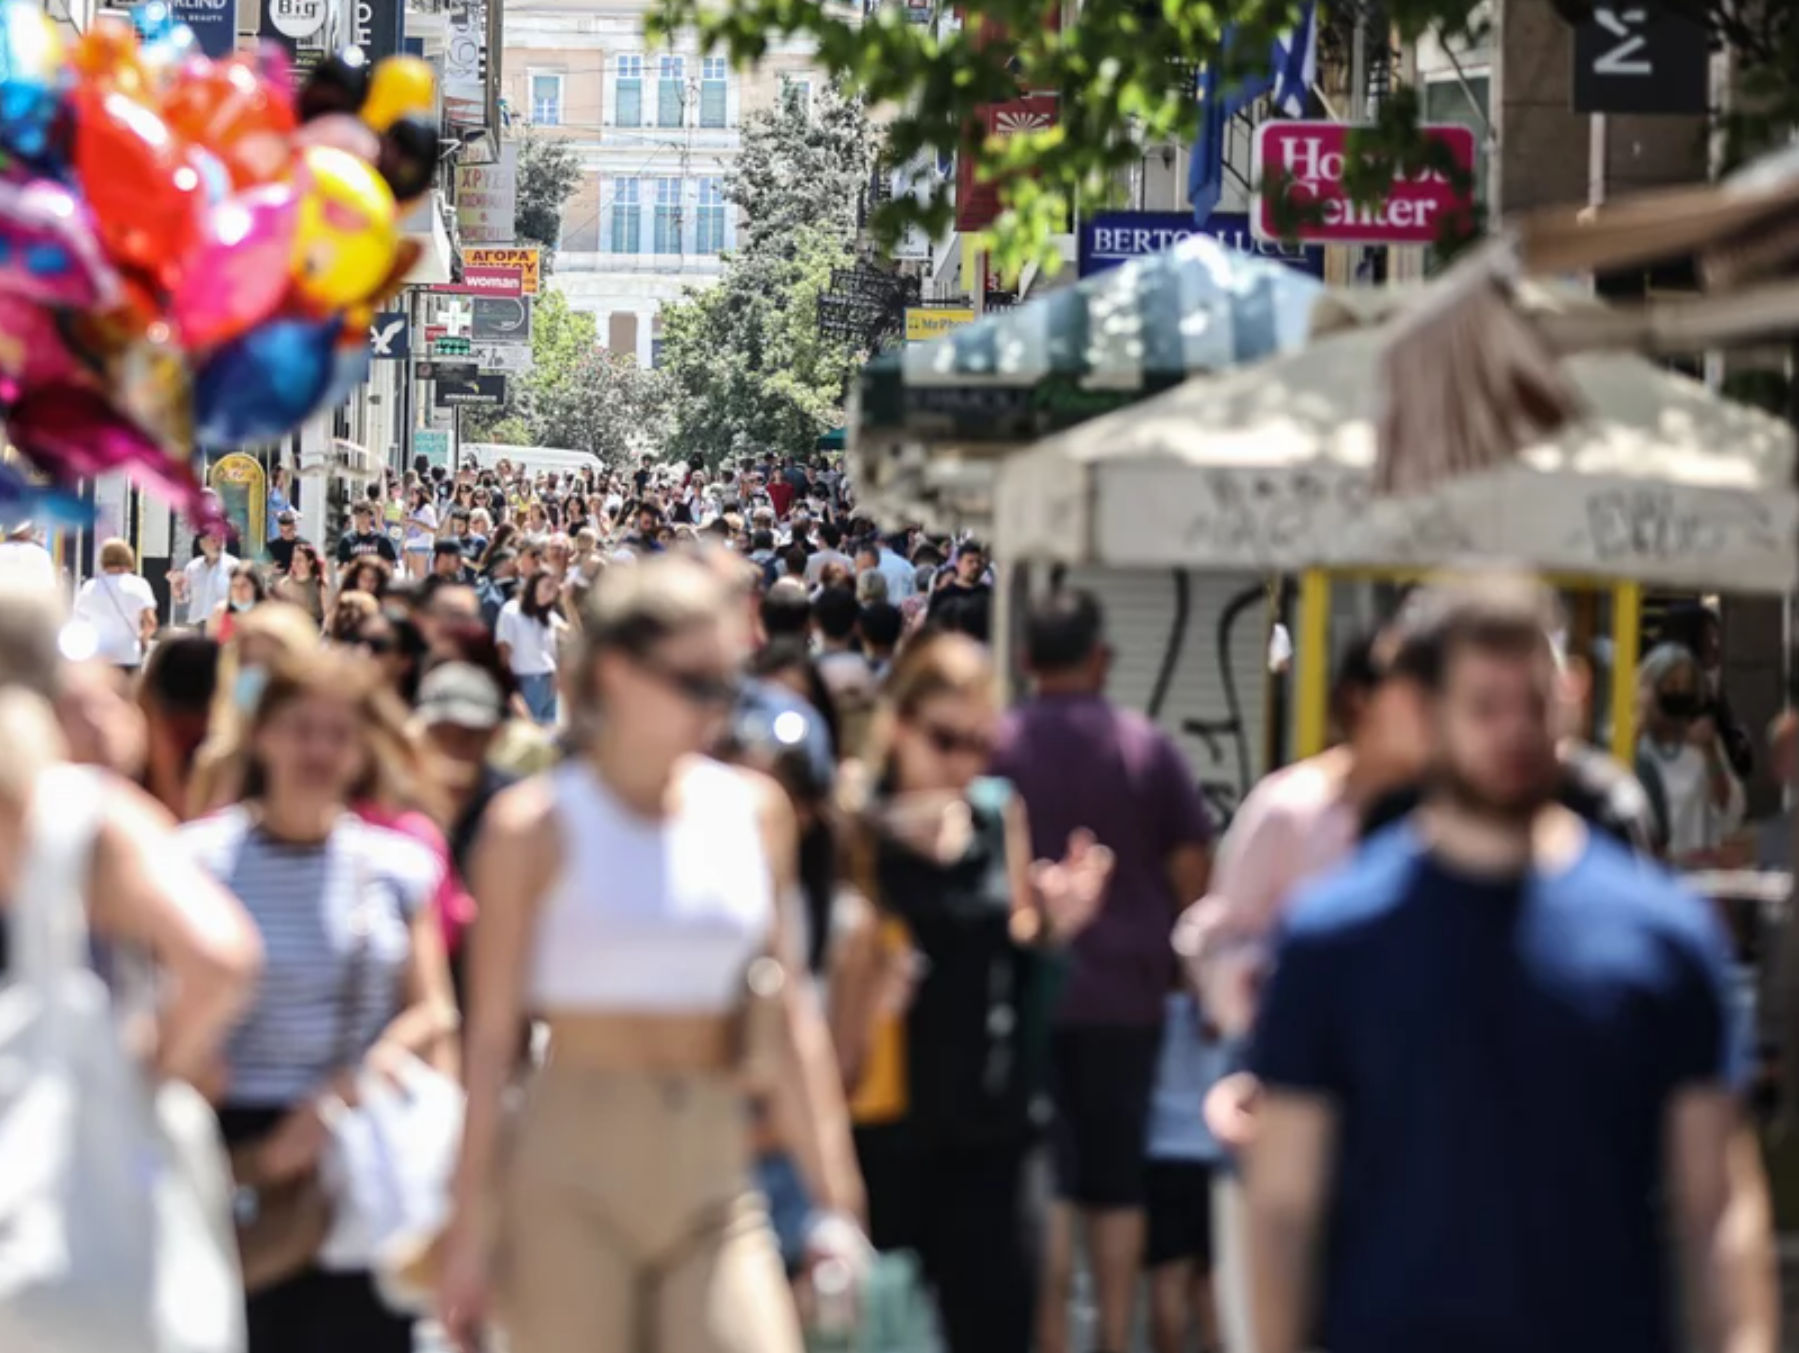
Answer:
[{"left": 0, "top": 445, "right": 1780, "bottom": 1353}]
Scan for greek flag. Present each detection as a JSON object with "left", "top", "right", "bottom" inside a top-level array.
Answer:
[{"left": 1189, "top": 2, "right": 1318, "bottom": 223}]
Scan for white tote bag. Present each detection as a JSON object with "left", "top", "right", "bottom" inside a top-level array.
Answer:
[
  {"left": 0, "top": 766, "right": 245, "bottom": 1353},
  {"left": 316, "top": 1051, "right": 464, "bottom": 1311}
]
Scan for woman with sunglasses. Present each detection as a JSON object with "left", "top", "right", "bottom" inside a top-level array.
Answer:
[
  {"left": 441, "top": 553, "right": 867, "bottom": 1353},
  {"left": 496, "top": 571, "right": 567, "bottom": 727},
  {"left": 829, "top": 633, "right": 1111, "bottom": 1353},
  {"left": 181, "top": 649, "right": 458, "bottom": 1353}
]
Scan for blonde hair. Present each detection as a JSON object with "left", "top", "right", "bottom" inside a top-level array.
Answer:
[
  {"left": 567, "top": 553, "right": 732, "bottom": 738},
  {"left": 0, "top": 688, "right": 66, "bottom": 805},
  {"left": 0, "top": 577, "right": 65, "bottom": 697},
  {"left": 191, "top": 602, "right": 322, "bottom": 815},
  {"left": 98, "top": 538, "right": 136, "bottom": 572}
]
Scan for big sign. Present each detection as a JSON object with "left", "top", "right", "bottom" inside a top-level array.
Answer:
[{"left": 1251, "top": 121, "right": 1477, "bottom": 247}]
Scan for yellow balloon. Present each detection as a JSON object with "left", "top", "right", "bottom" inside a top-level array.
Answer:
[
  {"left": 290, "top": 145, "right": 399, "bottom": 311},
  {"left": 361, "top": 56, "right": 436, "bottom": 133}
]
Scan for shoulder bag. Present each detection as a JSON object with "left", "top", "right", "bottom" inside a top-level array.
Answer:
[{"left": 229, "top": 828, "right": 373, "bottom": 1293}]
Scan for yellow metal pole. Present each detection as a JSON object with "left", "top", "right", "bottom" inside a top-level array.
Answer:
[
  {"left": 1609, "top": 581, "right": 1641, "bottom": 764},
  {"left": 1295, "top": 569, "right": 1332, "bottom": 758}
]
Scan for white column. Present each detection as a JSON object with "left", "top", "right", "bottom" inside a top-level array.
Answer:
[{"left": 635, "top": 309, "right": 656, "bottom": 366}]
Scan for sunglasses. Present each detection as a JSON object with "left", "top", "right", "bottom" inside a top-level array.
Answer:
[
  {"left": 633, "top": 655, "right": 739, "bottom": 709},
  {"left": 919, "top": 721, "right": 993, "bottom": 759}
]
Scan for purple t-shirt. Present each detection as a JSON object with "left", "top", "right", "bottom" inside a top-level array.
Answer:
[{"left": 992, "top": 693, "right": 1211, "bottom": 1027}]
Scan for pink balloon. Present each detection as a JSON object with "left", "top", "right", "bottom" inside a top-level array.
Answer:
[
  {"left": 0, "top": 178, "right": 121, "bottom": 311},
  {"left": 293, "top": 113, "right": 381, "bottom": 164},
  {"left": 170, "top": 183, "right": 299, "bottom": 350},
  {"left": 0, "top": 295, "right": 89, "bottom": 404}
]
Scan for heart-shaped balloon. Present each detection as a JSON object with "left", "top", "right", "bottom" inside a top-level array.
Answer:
[{"left": 170, "top": 181, "right": 298, "bottom": 349}]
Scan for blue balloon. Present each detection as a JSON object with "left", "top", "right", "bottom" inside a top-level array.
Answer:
[
  {"left": 192, "top": 318, "right": 337, "bottom": 448},
  {"left": 316, "top": 342, "right": 370, "bottom": 412},
  {"left": 129, "top": 1, "right": 176, "bottom": 42},
  {"left": 0, "top": 2, "right": 68, "bottom": 165},
  {"left": 0, "top": 460, "right": 92, "bottom": 528}
]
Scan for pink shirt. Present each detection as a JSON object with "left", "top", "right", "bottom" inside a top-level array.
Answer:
[
  {"left": 1174, "top": 757, "right": 1361, "bottom": 1037},
  {"left": 353, "top": 803, "right": 476, "bottom": 952}
]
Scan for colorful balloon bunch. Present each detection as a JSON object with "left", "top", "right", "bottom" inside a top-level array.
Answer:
[{"left": 0, "top": 0, "right": 436, "bottom": 525}]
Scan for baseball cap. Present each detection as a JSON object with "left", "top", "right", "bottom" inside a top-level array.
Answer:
[
  {"left": 277, "top": 510, "right": 297, "bottom": 526},
  {"left": 417, "top": 663, "right": 504, "bottom": 730}
]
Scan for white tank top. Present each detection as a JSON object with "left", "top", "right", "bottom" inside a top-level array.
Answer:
[{"left": 530, "top": 756, "right": 773, "bottom": 1012}]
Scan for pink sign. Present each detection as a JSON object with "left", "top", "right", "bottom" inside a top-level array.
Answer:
[
  {"left": 1250, "top": 121, "right": 1477, "bottom": 246},
  {"left": 432, "top": 267, "right": 523, "bottom": 297}
]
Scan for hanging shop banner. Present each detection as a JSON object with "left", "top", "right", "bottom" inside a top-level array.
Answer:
[
  {"left": 904, "top": 307, "right": 975, "bottom": 342},
  {"left": 1572, "top": 5, "right": 1708, "bottom": 114},
  {"left": 471, "top": 341, "right": 532, "bottom": 373},
  {"left": 351, "top": 0, "right": 404, "bottom": 64},
  {"left": 1250, "top": 121, "right": 1477, "bottom": 246},
  {"left": 470, "top": 296, "right": 531, "bottom": 343},
  {"left": 463, "top": 246, "right": 541, "bottom": 295},
  {"left": 368, "top": 310, "right": 409, "bottom": 358},
  {"left": 172, "top": 0, "right": 236, "bottom": 58},
  {"left": 1078, "top": 210, "right": 1324, "bottom": 278},
  {"left": 259, "top": 0, "right": 325, "bottom": 53},
  {"left": 434, "top": 373, "right": 507, "bottom": 407},
  {"left": 955, "top": 94, "right": 1058, "bottom": 232},
  {"left": 443, "top": 4, "right": 486, "bottom": 125},
  {"left": 454, "top": 142, "right": 517, "bottom": 245}
]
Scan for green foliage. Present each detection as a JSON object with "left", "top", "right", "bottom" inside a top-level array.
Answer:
[
  {"left": 647, "top": 0, "right": 1799, "bottom": 267},
  {"left": 729, "top": 82, "right": 876, "bottom": 253},
  {"left": 647, "top": 0, "right": 1480, "bottom": 269},
  {"left": 514, "top": 134, "right": 583, "bottom": 270},
  {"left": 655, "top": 85, "right": 874, "bottom": 465},
  {"left": 464, "top": 292, "right": 669, "bottom": 464}
]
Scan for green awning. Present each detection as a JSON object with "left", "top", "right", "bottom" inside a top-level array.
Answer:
[
  {"left": 816, "top": 426, "right": 847, "bottom": 451},
  {"left": 856, "top": 234, "right": 1328, "bottom": 447}
]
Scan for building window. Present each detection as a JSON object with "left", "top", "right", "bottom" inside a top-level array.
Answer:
[
  {"left": 530, "top": 72, "right": 563, "bottom": 125},
  {"left": 608, "top": 312, "right": 638, "bottom": 356},
  {"left": 658, "top": 55, "right": 686, "bottom": 128},
  {"left": 697, "top": 176, "right": 726, "bottom": 253},
  {"left": 700, "top": 56, "right": 728, "bottom": 129},
  {"left": 781, "top": 75, "right": 811, "bottom": 117},
  {"left": 1423, "top": 74, "right": 1489, "bottom": 205},
  {"left": 615, "top": 55, "right": 643, "bottom": 128},
  {"left": 653, "top": 176, "right": 682, "bottom": 254},
  {"left": 610, "top": 178, "right": 641, "bottom": 253}
]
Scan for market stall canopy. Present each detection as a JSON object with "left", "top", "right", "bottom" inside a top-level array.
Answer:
[
  {"left": 851, "top": 234, "right": 1331, "bottom": 525},
  {"left": 857, "top": 234, "right": 1325, "bottom": 444},
  {"left": 997, "top": 327, "right": 1798, "bottom": 594}
]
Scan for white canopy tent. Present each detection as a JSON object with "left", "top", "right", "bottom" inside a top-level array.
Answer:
[{"left": 995, "top": 329, "right": 1799, "bottom": 594}]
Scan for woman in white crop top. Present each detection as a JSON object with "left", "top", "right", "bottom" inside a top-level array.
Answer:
[{"left": 441, "top": 552, "right": 867, "bottom": 1353}]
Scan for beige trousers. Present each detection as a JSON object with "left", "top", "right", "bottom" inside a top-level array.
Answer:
[{"left": 496, "top": 1066, "right": 802, "bottom": 1353}]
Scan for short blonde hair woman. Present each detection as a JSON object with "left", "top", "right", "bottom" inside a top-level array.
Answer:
[{"left": 72, "top": 537, "right": 158, "bottom": 670}]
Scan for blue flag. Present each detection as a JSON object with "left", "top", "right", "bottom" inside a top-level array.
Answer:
[{"left": 1189, "top": 2, "right": 1316, "bottom": 225}]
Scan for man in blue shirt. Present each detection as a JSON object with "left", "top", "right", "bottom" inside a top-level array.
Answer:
[{"left": 1245, "top": 576, "right": 1767, "bottom": 1353}]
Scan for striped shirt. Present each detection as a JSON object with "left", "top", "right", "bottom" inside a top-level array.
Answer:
[{"left": 180, "top": 808, "right": 440, "bottom": 1106}]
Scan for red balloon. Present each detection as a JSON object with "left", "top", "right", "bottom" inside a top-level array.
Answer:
[
  {"left": 162, "top": 56, "right": 298, "bottom": 188},
  {"left": 73, "top": 88, "right": 208, "bottom": 281}
]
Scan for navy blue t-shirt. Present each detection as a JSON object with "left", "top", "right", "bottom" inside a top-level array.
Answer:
[{"left": 1249, "top": 824, "right": 1744, "bottom": 1353}]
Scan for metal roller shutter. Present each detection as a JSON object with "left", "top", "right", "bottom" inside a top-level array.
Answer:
[{"left": 1061, "top": 567, "right": 1271, "bottom": 829}]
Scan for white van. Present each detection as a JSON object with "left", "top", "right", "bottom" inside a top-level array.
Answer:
[{"left": 459, "top": 442, "right": 602, "bottom": 482}]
